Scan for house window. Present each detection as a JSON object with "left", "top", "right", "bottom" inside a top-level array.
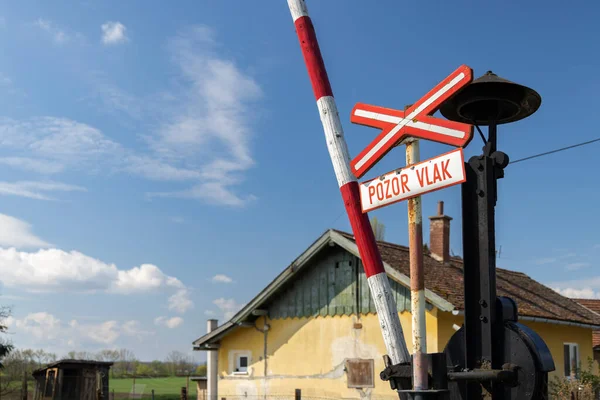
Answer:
[
  {"left": 236, "top": 355, "right": 248, "bottom": 372},
  {"left": 345, "top": 359, "right": 374, "bottom": 388},
  {"left": 564, "top": 343, "right": 580, "bottom": 378},
  {"left": 232, "top": 351, "right": 251, "bottom": 374}
]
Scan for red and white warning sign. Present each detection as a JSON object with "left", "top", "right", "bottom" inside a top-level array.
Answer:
[
  {"left": 359, "top": 148, "right": 466, "bottom": 213},
  {"left": 350, "top": 65, "right": 474, "bottom": 179}
]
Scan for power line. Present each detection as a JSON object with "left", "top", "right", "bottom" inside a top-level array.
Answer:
[
  {"left": 328, "top": 210, "right": 345, "bottom": 227},
  {"left": 509, "top": 137, "right": 600, "bottom": 165}
]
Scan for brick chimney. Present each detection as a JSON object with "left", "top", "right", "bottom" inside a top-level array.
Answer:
[{"left": 429, "top": 201, "right": 452, "bottom": 263}]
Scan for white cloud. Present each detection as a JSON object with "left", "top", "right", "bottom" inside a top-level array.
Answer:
[
  {"left": 553, "top": 287, "right": 600, "bottom": 299},
  {"left": 0, "top": 158, "right": 64, "bottom": 174},
  {"left": 150, "top": 182, "right": 257, "bottom": 207},
  {"left": 34, "top": 19, "right": 83, "bottom": 45},
  {"left": 0, "top": 117, "right": 123, "bottom": 174},
  {"left": 6, "top": 313, "right": 152, "bottom": 346},
  {"left": 0, "top": 181, "right": 86, "bottom": 201},
  {"left": 211, "top": 274, "right": 233, "bottom": 283},
  {"left": 0, "top": 213, "right": 50, "bottom": 248},
  {"left": 0, "top": 72, "right": 11, "bottom": 86},
  {"left": 168, "top": 289, "right": 193, "bottom": 314},
  {"left": 213, "top": 297, "right": 244, "bottom": 320},
  {"left": 0, "top": 216, "right": 193, "bottom": 312},
  {"left": 550, "top": 276, "right": 600, "bottom": 299},
  {"left": 565, "top": 262, "right": 590, "bottom": 271},
  {"left": 204, "top": 310, "right": 216, "bottom": 316},
  {"left": 81, "top": 320, "right": 121, "bottom": 344},
  {"left": 147, "top": 25, "right": 262, "bottom": 206},
  {"left": 124, "top": 155, "right": 202, "bottom": 181},
  {"left": 0, "top": 247, "right": 189, "bottom": 298},
  {"left": 121, "top": 320, "right": 154, "bottom": 338},
  {"left": 84, "top": 74, "right": 142, "bottom": 119},
  {"left": 101, "top": 22, "right": 128, "bottom": 45},
  {"left": 6, "top": 312, "right": 61, "bottom": 339},
  {"left": 535, "top": 257, "right": 556, "bottom": 265},
  {"left": 0, "top": 73, "right": 26, "bottom": 100},
  {"left": 112, "top": 264, "right": 183, "bottom": 294},
  {"left": 154, "top": 316, "right": 184, "bottom": 329}
]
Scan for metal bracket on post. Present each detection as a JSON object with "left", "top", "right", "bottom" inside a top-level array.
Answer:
[{"left": 380, "top": 354, "right": 450, "bottom": 399}]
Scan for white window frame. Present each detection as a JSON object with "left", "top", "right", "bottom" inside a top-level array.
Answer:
[
  {"left": 231, "top": 351, "right": 251, "bottom": 375},
  {"left": 564, "top": 342, "right": 580, "bottom": 378}
]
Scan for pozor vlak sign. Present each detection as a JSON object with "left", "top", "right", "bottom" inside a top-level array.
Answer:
[{"left": 359, "top": 148, "right": 466, "bottom": 213}]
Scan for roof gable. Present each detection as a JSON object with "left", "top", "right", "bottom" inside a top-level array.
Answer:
[{"left": 267, "top": 244, "right": 425, "bottom": 319}]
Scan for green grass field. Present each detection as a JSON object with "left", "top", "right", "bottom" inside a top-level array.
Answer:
[{"left": 110, "top": 377, "right": 197, "bottom": 397}]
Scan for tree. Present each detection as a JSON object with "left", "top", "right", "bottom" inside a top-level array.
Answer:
[
  {"left": 97, "top": 349, "right": 119, "bottom": 363},
  {"left": 150, "top": 360, "right": 168, "bottom": 377},
  {"left": 370, "top": 217, "right": 386, "bottom": 241},
  {"left": 195, "top": 364, "right": 207, "bottom": 376},
  {"left": 0, "top": 306, "right": 13, "bottom": 369},
  {"left": 96, "top": 349, "right": 120, "bottom": 378},
  {"left": 64, "top": 351, "right": 96, "bottom": 361},
  {"left": 165, "top": 351, "right": 194, "bottom": 376},
  {"left": 135, "top": 363, "right": 153, "bottom": 377},
  {"left": 0, "top": 306, "right": 16, "bottom": 398},
  {"left": 115, "top": 349, "right": 137, "bottom": 377}
]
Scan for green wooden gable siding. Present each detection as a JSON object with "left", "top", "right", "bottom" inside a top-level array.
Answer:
[{"left": 268, "top": 246, "right": 426, "bottom": 319}]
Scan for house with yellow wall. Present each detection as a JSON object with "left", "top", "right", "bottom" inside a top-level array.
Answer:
[
  {"left": 574, "top": 299, "right": 600, "bottom": 370},
  {"left": 193, "top": 203, "right": 600, "bottom": 400}
]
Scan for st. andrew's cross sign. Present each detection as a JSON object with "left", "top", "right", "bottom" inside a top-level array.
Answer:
[{"left": 350, "top": 65, "right": 474, "bottom": 179}]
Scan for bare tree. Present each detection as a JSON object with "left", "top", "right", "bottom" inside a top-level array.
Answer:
[
  {"left": 64, "top": 351, "right": 96, "bottom": 361},
  {"left": 96, "top": 350, "right": 119, "bottom": 362},
  {"left": 165, "top": 351, "right": 194, "bottom": 376},
  {"left": 116, "top": 349, "right": 137, "bottom": 376},
  {"left": 96, "top": 349, "right": 120, "bottom": 378},
  {"left": 370, "top": 217, "right": 386, "bottom": 241}
]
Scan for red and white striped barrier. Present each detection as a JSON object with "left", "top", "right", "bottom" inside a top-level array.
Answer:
[{"left": 287, "top": 0, "right": 410, "bottom": 366}]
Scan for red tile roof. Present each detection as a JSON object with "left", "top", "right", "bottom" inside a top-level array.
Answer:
[
  {"left": 335, "top": 230, "right": 600, "bottom": 327},
  {"left": 573, "top": 299, "right": 600, "bottom": 348}
]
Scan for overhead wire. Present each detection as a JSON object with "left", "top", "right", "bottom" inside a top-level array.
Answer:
[{"left": 508, "top": 137, "right": 600, "bottom": 165}]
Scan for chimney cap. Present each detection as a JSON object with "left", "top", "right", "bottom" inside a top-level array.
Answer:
[{"left": 429, "top": 200, "right": 452, "bottom": 221}]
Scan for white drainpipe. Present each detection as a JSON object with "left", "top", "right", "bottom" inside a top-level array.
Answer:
[{"left": 207, "top": 320, "right": 219, "bottom": 400}]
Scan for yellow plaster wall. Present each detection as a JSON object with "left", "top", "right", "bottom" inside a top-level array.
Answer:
[
  {"left": 216, "top": 310, "right": 439, "bottom": 399},
  {"left": 215, "top": 309, "right": 595, "bottom": 398},
  {"left": 436, "top": 312, "right": 597, "bottom": 379}
]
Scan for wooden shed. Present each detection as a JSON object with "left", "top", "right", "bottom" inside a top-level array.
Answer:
[
  {"left": 32, "top": 359, "right": 113, "bottom": 400},
  {"left": 190, "top": 377, "right": 207, "bottom": 400}
]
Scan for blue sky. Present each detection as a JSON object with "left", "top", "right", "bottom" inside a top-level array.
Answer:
[{"left": 0, "top": 0, "right": 598, "bottom": 362}]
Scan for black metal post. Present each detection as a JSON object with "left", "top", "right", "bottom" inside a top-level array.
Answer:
[{"left": 461, "top": 124, "right": 506, "bottom": 398}]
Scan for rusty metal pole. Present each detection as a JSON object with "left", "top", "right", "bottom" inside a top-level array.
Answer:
[{"left": 406, "top": 139, "right": 427, "bottom": 398}]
